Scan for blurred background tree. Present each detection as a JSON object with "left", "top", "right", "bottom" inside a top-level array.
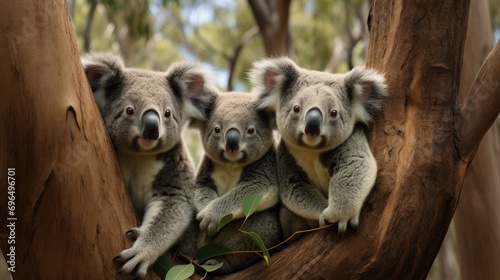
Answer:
[{"left": 69, "top": 0, "right": 376, "bottom": 91}]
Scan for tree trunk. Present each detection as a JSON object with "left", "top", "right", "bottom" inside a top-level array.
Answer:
[
  {"left": 0, "top": 1, "right": 147, "bottom": 279},
  {"left": 216, "top": 1, "right": 500, "bottom": 279},
  {"left": 248, "top": 0, "right": 295, "bottom": 59},
  {"left": 453, "top": 0, "right": 500, "bottom": 278}
]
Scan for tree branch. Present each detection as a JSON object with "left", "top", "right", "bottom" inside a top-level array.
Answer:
[
  {"left": 227, "top": 26, "right": 259, "bottom": 91},
  {"left": 457, "top": 39, "right": 500, "bottom": 159},
  {"left": 83, "top": 0, "right": 97, "bottom": 51}
]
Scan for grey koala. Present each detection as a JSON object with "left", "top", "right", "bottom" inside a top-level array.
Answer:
[
  {"left": 250, "top": 57, "right": 387, "bottom": 237},
  {"left": 190, "top": 91, "right": 282, "bottom": 274},
  {"left": 81, "top": 53, "right": 215, "bottom": 278}
]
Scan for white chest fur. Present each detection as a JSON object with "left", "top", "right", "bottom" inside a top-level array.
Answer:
[
  {"left": 211, "top": 163, "right": 243, "bottom": 196},
  {"left": 116, "top": 152, "right": 165, "bottom": 212},
  {"left": 288, "top": 147, "right": 330, "bottom": 197}
]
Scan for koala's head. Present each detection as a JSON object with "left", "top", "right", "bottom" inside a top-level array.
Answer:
[
  {"left": 250, "top": 57, "right": 387, "bottom": 152},
  {"left": 81, "top": 53, "right": 215, "bottom": 155},
  {"left": 191, "top": 92, "right": 274, "bottom": 166}
]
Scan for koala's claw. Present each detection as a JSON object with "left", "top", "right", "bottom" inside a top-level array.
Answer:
[
  {"left": 319, "top": 207, "right": 336, "bottom": 227},
  {"left": 337, "top": 221, "right": 348, "bottom": 234},
  {"left": 125, "top": 228, "right": 141, "bottom": 241},
  {"left": 114, "top": 245, "right": 153, "bottom": 279},
  {"left": 198, "top": 214, "right": 219, "bottom": 235},
  {"left": 197, "top": 206, "right": 221, "bottom": 235},
  {"left": 319, "top": 207, "right": 352, "bottom": 234}
]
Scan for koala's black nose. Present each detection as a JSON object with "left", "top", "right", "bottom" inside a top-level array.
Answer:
[
  {"left": 225, "top": 128, "right": 241, "bottom": 152},
  {"left": 305, "top": 108, "right": 322, "bottom": 137},
  {"left": 141, "top": 110, "right": 160, "bottom": 140}
]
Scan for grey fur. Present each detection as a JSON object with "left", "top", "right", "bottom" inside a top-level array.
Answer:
[
  {"left": 250, "top": 57, "right": 387, "bottom": 236},
  {"left": 81, "top": 53, "right": 215, "bottom": 278},
  {"left": 191, "top": 92, "right": 282, "bottom": 274}
]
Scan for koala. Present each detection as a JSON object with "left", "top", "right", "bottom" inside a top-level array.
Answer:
[
  {"left": 190, "top": 91, "right": 282, "bottom": 274},
  {"left": 81, "top": 53, "right": 215, "bottom": 278},
  {"left": 250, "top": 57, "right": 387, "bottom": 237}
]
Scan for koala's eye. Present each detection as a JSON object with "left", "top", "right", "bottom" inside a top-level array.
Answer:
[
  {"left": 247, "top": 127, "right": 255, "bottom": 135},
  {"left": 330, "top": 110, "right": 338, "bottom": 119},
  {"left": 164, "top": 109, "right": 171, "bottom": 118},
  {"left": 214, "top": 126, "right": 221, "bottom": 134},
  {"left": 125, "top": 107, "right": 134, "bottom": 116},
  {"left": 293, "top": 105, "right": 300, "bottom": 113}
]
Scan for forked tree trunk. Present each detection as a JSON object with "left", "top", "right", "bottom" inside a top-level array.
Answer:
[
  {"left": 0, "top": 1, "right": 150, "bottom": 279},
  {"left": 219, "top": 1, "right": 500, "bottom": 279}
]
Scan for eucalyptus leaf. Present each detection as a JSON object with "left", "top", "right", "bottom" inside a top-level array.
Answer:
[
  {"left": 195, "top": 244, "right": 233, "bottom": 263},
  {"left": 165, "top": 264, "right": 195, "bottom": 280},
  {"left": 217, "top": 213, "right": 233, "bottom": 232},
  {"left": 244, "top": 231, "right": 271, "bottom": 267},
  {"left": 152, "top": 256, "right": 175, "bottom": 279},
  {"left": 242, "top": 194, "right": 263, "bottom": 218},
  {"left": 200, "top": 261, "right": 224, "bottom": 272}
]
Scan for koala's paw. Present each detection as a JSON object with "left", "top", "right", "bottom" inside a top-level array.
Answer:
[
  {"left": 125, "top": 227, "right": 141, "bottom": 241},
  {"left": 114, "top": 243, "right": 155, "bottom": 279},
  {"left": 319, "top": 207, "right": 358, "bottom": 234},
  {"left": 196, "top": 205, "right": 221, "bottom": 235}
]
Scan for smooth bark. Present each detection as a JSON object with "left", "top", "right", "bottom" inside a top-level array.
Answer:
[{"left": 0, "top": 1, "right": 147, "bottom": 279}]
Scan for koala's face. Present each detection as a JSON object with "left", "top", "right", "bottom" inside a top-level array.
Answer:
[
  {"left": 251, "top": 58, "right": 387, "bottom": 152},
  {"left": 275, "top": 72, "right": 356, "bottom": 151},
  {"left": 198, "top": 92, "right": 274, "bottom": 166},
  {"left": 82, "top": 53, "right": 215, "bottom": 155},
  {"left": 99, "top": 70, "right": 184, "bottom": 154}
]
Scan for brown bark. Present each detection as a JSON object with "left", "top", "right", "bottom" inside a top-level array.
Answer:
[
  {"left": 453, "top": 0, "right": 500, "bottom": 278},
  {"left": 248, "top": 0, "right": 295, "bottom": 59},
  {"left": 0, "top": 1, "right": 148, "bottom": 279},
  {"left": 212, "top": 0, "right": 498, "bottom": 279}
]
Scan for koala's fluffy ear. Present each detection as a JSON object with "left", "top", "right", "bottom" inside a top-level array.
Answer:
[
  {"left": 81, "top": 52, "right": 124, "bottom": 110},
  {"left": 166, "top": 62, "right": 217, "bottom": 122},
  {"left": 249, "top": 57, "right": 300, "bottom": 111},
  {"left": 345, "top": 67, "right": 388, "bottom": 125},
  {"left": 81, "top": 52, "right": 124, "bottom": 92}
]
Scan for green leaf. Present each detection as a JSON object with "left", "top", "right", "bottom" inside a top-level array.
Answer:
[
  {"left": 200, "top": 262, "right": 224, "bottom": 272},
  {"left": 244, "top": 231, "right": 271, "bottom": 267},
  {"left": 195, "top": 244, "right": 233, "bottom": 263},
  {"left": 152, "top": 256, "right": 175, "bottom": 279},
  {"left": 165, "top": 264, "right": 195, "bottom": 280},
  {"left": 242, "top": 194, "right": 263, "bottom": 218},
  {"left": 217, "top": 213, "right": 233, "bottom": 232}
]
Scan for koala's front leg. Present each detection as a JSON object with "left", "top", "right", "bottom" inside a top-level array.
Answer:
[
  {"left": 319, "top": 128, "right": 378, "bottom": 233},
  {"left": 114, "top": 196, "right": 192, "bottom": 278},
  {"left": 278, "top": 145, "right": 328, "bottom": 221},
  {"left": 198, "top": 180, "right": 279, "bottom": 235},
  {"left": 194, "top": 186, "right": 222, "bottom": 236},
  {"left": 194, "top": 158, "right": 219, "bottom": 212}
]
